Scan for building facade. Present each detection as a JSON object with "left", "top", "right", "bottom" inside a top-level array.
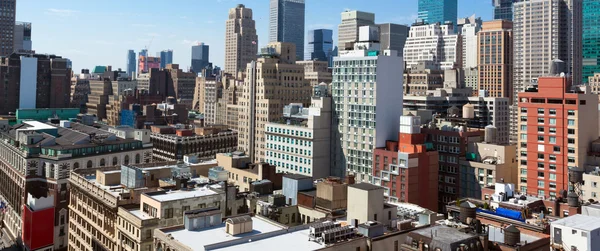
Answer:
[
  {"left": 493, "top": 0, "right": 519, "bottom": 20},
  {"left": 296, "top": 60, "right": 332, "bottom": 87},
  {"left": 331, "top": 26, "right": 404, "bottom": 181},
  {"left": 191, "top": 43, "right": 209, "bottom": 74},
  {"left": 150, "top": 127, "right": 238, "bottom": 162},
  {"left": 517, "top": 76, "right": 598, "bottom": 197},
  {"left": 203, "top": 77, "right": 223, "bottom": 125},
  {"left": 13, "top": 21, "right": 32, "bottom": 52},
  {"left": 159, "top": 50, "right": 173, "bottom": 69},
  {"left": 477, "top": 20, "right": 513, "bottom": 100},
  {"left": 238, "top": 42, "right": 311, "bottom": 162},
  {"left": 417, "top": 0, "right": 457, "bottom": 26},
  {"left": 583, "top": 0, "right": 600, "bottom": 83},
  {"left": 377, "top": 23, "right": 409, "bottom": 57},
  {"left": 269, "top": 0, "right": 305, "bottom": 60},
  {"left": 127, "top": 50, "right": 136, "bottom": 78},
  {"left": 224, "top": 4, "right": 258, "bottom": 75},
  {"left": 337, "top": 10, "right": 375, "bottom": 51},
  {"left": 0, "top": 0, "right": 15, "bottom": 56},
  {"left": 305, "top": 29, "right": 333, "bottom": 61},
  {"left": 403, "top": 22, "right": 462, "bottom": 71}
]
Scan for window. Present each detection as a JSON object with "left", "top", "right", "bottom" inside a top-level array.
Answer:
[
  {"left": 537, "top": 135, "right": 544, "bottom": 141},
  {"left": 538, "top": 172, "right": 544, "bottom": 178},
  {"left": 549, "top": 155, "right": 556, "bottom": 161},
  {"left": 568, "top": 119, "right": 575, "bottom": 126},
  {"left": 549, "top": 118, "right": 556, "bottom": 125},
  {"left": 568, "top": 148, "right": 575, "bottom": 154},
  {"left": 538, "top": 181, "right": 545, "bottom": 188},
  {"left": 520, "top": 134, "right": 527, "bottom": 140},
  {"left": 549, "top": 164, "right": 557, "bottom": 170},
  {"left": 553, "top": 146, "right": 560, "bottom": 152},
  {"left": 568, "top": 138, "right": 575, "bottom": 144},
  {"left": 564, "top": 210, "right": 569, "bottom": 217},
  {"left": 164, "top": 208, "right": 173, "bottom": 219},
  {"left": 537, "top": 163, "right": 544, "bottom": 169},
  {"left": 538, "top": 190, "right": 545, "bottom": 196},
  {"left": 568, "top": 110, "right": 575, "bottom": 116},
  {"left": 549, "top": 109, "right": 556, "bottom": 115},
  {"left": 537, "top": 153, "right": 544, "bottom": 159},
  {"left": 520, "top": 125, "right": 527, "bottom": 131},
  {"left": 549, "top": 127, "right": 557, "bottom": 134},
  {"left": 549, "top": 183, "right": 556, "bottom": 189},
  {"left": 550, "top": 173, "right": 557, "bottom": 180},
  {"left": 568, "top": 157, "right": 575, "bottom": 163},
  {"left": 537, "top": 108, "right": 544, "bottom": 114},
  {"left": 537, "top": 118, "right": 545, "bottom": 123},
  {"left": 568, "top": 129, "right": 575, "bottom": 135},
  {"left": 549, "top": 136, "right": 556, "bottom": 144},
  {"left": 537, "top": 127, "right": 545, "bottom": 133}
]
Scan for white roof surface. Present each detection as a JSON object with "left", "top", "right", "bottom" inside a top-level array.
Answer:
[
  {"left": 147, "top": 187, "right": 218, "bottom": 202},
  {"left": 165, "top": 217, "right": 285, "bottom": 251},
  {"left": 128, "top": 209, "right": 154, "bottom": 220},
  {"left": 213, "top": 228, "right": 324, "bottom": 251},
  {"left": 551, "top": 214, "right": 600, "bottom": 231}
]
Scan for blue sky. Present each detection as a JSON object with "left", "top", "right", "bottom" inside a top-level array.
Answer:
[{"left": 17, "top": 0, "right": 493, "bottom": 72}]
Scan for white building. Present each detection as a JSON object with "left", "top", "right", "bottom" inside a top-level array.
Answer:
[
  {"left": 265, "top": 87, "right": 331, "bottom": 179},
  {"left": 332, "top": 26, "right": 404, "bottom": 181},
  {"left": 550, "top": 214, "right": 600, "bottom": 251},
  {"left": 461, "top": 20, "right": 481, "bottom": 69},
  {"left": 337, "top": 10, "right": 375, "bottom": 51},
  {"left": 403, "top": 22, "right": 462, "bottom": 71}
]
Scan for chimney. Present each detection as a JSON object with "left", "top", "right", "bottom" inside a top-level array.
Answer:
[{"left": 345, "top": 174, "right": 356, "bottom": 185}]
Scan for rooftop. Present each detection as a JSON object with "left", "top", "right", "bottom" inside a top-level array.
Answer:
[
  {"left": 487, "top": 225, "right": 541, "bottom": 245},
  {"left": 128, "top": 209, "right": 154, "bottom": 220},
  {"left": 551, "top": 214, "right": 600, "bottom": 231},
  {"left": 411, "top": 225, "right": 478, "bottom": 243},
  {"left": 284, "top": 174, "right": 312, "bottom": 181},
  {"left": 214, "top": 228, "right": 324, "bottom": 251},
  {"left": 145, "top": 187, "right": 219, "bottom": 202},
  {"left": 349, "top": 182, "right": 384, "bottom": 191}
]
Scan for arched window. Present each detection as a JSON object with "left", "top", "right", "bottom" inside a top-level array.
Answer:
[
  {"left": 113, "top": 157, "right": 118, "bottom": 166},
  {"left": 73, "top": 162, "right": 79, "bottom": 170},
  {"left": 124, "top": 155, "right": 130, "bottom": 165},
  {"left": 100, "top": 158, "right": 106, "bottom": 167},
  {"left": 135, "top": 154, "right": 141, "bottom": 164},
  {"left": 87, "top": 160, "right": 93, "bottom": 168}
]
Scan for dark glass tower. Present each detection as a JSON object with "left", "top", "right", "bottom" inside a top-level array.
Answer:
[
  {"left": 126, "top": 50, "right": 136, "bottom": 78},
  {"left": 417, "top": 0, "right": 457, "bottom": 25},
  {"left": 191, "top": 43, "right": 210, "bottom": 74},
  {"left": 305, "top": 29, "right": 333, "bottom": 61},
  {"left": 269, "top": 0, "right": 305, "bottom": 60},
  {"left": 583, "top": 0, "right": 600, "bottom": 83}
]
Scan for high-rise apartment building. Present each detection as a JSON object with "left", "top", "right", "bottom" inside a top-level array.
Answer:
[
  {"left": 493, "top": 0, "right": 520, "bottom": 20},
  {"left": 305, "top": 29, "right": 333, "bottom": 61},
  {"left": 191, "top": 42, "right": 210, "bottom": 73},
  {"left": 238, "top": 42, "right": 311, "bottom": 162},
  {"left": 224, "top": 4, "right": 258, "bottom": 75},
  {"left": 331, "top": 26, "right": 404, "bottom": 181},
  {"left": 517, "top": 76, "right": 598, "bottom": 198},
  {"left": 403, "top": 22, "right": 462, "bottom": 71},
  {"left": 13, "top": 21, "right": 32, "bottom": 52},
  {"left": 269, "top": 0, "right": 305, "bottom": 60},
  {"left": 417, "top": 0, "right": 457, "bottom": 25},
  {"left": 583, "top": 0, "right": 600, "bottom": 83},
  {"left": 0, "top": 53, "right": 71, "bottom": 115},
  {"left": 377, "top": 23, "right": 409, "bottom": 57},
  {"left": 337, "top": 10, "right": 375, "bottom": 51},
  {"left": 127, "top": 49, "right": 136, "bottom": 78},
  {"left": 511, "top": 0, "right": 582, "bottom": 142},
  {"left": 159, "top": 49, "right": 173, "bottom": 69},
  {"left": 477, "top": 20, "right": 513, "bottom": 100},
  {"left": 0, "top": 0, "right": 15, "bottom": 56}
]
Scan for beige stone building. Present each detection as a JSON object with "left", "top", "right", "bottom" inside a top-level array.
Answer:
[
  {"left": 216, "top": 152, "right": 282, "bottom": 192},
  {"left": 338, "top": 10, "right": 375, "bottom": 50},
  {"left": 347, "top": 183, "right": 397, "bottom": 227},
  {"left": 192, "top": 76, "right": 206, "bottom": 112},
  {"left": 477, "top": 20, "right": 513, "bottom": 100},
  {"left": 582, "top": 171, "right": 600, "bottom": 202},
  {"left": 238, "top": 42, "right": 311, "bottom": 162},
  {"left": 224, "top": 4, "right": 258, "bottom": 75},
  {"left": 296, "top": 60, "right": 332, "bottom": 86},
  {"left": 588, "top": 73, "right": 600, "bottom": 96}
]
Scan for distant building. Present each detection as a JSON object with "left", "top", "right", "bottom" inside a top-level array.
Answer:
[
  {"left": 403, "top": 22, "right": 461, "bottom": 71},
  {"left": 417, "top": 0, "right": 457, "bottom": 26},
  {"left": 347, "top": 183, "right": 398, "bottom": 227},
  {"left": 296, "top": 60, "right": 332, "bottom": 87},
  {"left": 583, "top": 0, "right": 600, "bottom": 83},
  {"left": 477, "top": 20, "right": 513, "bottom": 100},
  {"left": 337, "top": 10, "right": 375, "bottom": 51},
  {"left": 269, "top": 0, "right": 305, "bottom": 60},
  {"left": 377, "top": 23, "right": 409, "bottom": 57},
  {"left": 127, "top": 49, "right": 136, "bottom": 78},
  {"left": 0, "top": 0, "right": 15, "bottom": 56},
  {"left": 13, "top": 21, "right": 32, "bottom": 52},
  {"left": 150, "top": 125, "right": 237, "bottom": 162},
  {"left": 165, "top": 64, "right": 197, "bottom": 108},
  {"left": 224, "top": 4, "right": 258, "bottom": 75},
  {"left": 403, "top": 62, "right": 444, "bottom": 96},
  {"left": 159, "top": 49, "right": 173, "bottom": 69},
  {"left": 191, "top": 43, "right": 209, "bottom": 73},
  {"left": 305, "top": 29, "right": 333, "bottom": 61},
  {"left": 138, "top": 55, "right": 160, "bottom": 73},
  {"left": 493, "top": 0, "right": 519, "bottom": 20}
]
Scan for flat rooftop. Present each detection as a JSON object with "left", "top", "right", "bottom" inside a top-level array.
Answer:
[
  {"left": 412, "top": 225, "right": 478, "bottom": 243},
  {"left": 84, "top": 175, "right": 129, "bottom": 197},
  {"left": 146, "top": 187, "right": 219, "bottom": 202},
  {"left": 213, "top": 228, "right": 324, "bottom": 251},
  {"left": 164, "top": 217, "right": 288, "bottom": 251},
  {"left": 128, "top": 209, "right": 154, "bottom": 220},
  {"left": 487, "top": 225, "right": 540, "bottom": 244},
  {"left": 349, "top": 182, "right": 383, "bottom": 191},
  {"left": 551, "top": 214, "right": 600, "bottom": 231}
]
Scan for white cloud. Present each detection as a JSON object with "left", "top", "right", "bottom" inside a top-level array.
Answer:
[
  {"left": 182, "top": 39, "right": 200, "bottom": 46},
  {"left": 45, "top": 8, "right": 80, "bottom": 17}
]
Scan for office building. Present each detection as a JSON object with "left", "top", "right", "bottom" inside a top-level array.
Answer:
[
  {"left": 0, "top": 53, "right": 71, "bottom": 115},
  {"left": 477, "top": 20, "right": 513, "bottom": 100},
  {"left": 126, "top": 49, "right": 136, "bottom": 78},
  {"left": 13, "top": 21, "right": 32, "bottom": 52},
  {"left": 331, "top": 26, "right": 404, "bottom": 181},
  {"left": 417, "top": 0, "right": 457, "bottom": 26},
  {"left": 191, "top": 42, "right": 210, "bottom": 73},
  {"left": 403, "top": 22, "right": 462, "bottom": 71},
  {"left": 150, "top": 125, "right": 237, "bottom": 162},
  {"left": 550, "top": 214, "right": 600, "bottom": 251},
  {"left": 265, "top": 86, "right": 332, "bottom": 178},
  {"left": 493, "top": 0, "right": 520, "bottom": 20},
  {"left": 224, "top": 4, "right": 258, "bottom": 75},
  {"left": 512, "top": 0, "right": 583, "bottom": 142},
  {"left": 403, "top": 62, "right": 444, "bottom": 96},
  {"left": 517, "top": 76, "right": 598, "bottom": 197},
  {"left": 305, "top": 29, "right": 333, "bottom": 61},
  {"left": 238, "top": 42, "right": 311, "bottom": 162},
  {"left": 377, "top": 23, "right": 409, "bottom": 57},
  {"left": 0, "top": 0, "right": 15, "bottom": 56},
  {"left": 165, "top": 64, "right": 197, "bottom": 108},
  {"left": 337, "top": 10, "right": 375, "bottom": 51},
  {"left": 583, "top": 0, "right": 600, "bottom": 83},
  {"left": 159, "top": 49, "right": 173, "bottom": 69},
  {"left": 296, "top": 60, "right": 332, "bottom": 87},
  {"left": 372, "top": 115, "right": 439, "bottom": 211},
  {"left": 269, "top": 0, "right": 305, "bottom": 60}
]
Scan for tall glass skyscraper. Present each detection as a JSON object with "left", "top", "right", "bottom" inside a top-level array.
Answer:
[
  {"left": 305, "top": 29, "right": 333, "bottom": 61},
  {"left": 159, "top": 50, "right": 173, "bottom": 68},
  {"left": 126, "top": 50, "right": 136, "bottom": 78},
  {"left": 583, "top": 0, "right": 600, "bottom": 83},
  {"left": 191, "top": 43, "right": 210, "bottom": 74},
  {"left": 269, "top": 0, "right": 305, "bottom": 60},
  {"left": 492, "top": 0, "right": 520, "bottom": 20},
  {"left": 417, "top": 0, "right": 457, "bottom": 25}
]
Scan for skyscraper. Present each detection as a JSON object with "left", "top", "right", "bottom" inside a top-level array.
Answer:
[
  {"left": 511, "top": 0, "right": 582, "bottom": 142},
  {"left": 0, "top": 0, "right": 15, "bottom": 56},
  {"left": 191, "top": 43, "right": 210, "bottom": 73},
  {"left": 126, "top": 50, "right": 136, "bottom": 78},
  {"left": 477, "top": 20, "right": 513, "bottom": 100},
  {"left": 403, "top": 22, "right": 462, "bottom": 70},
  {"left": 583, "top": 0, "right": 600, "bottom": 83},
  {"left": 417, "top": 0, "right": 457, "bottom": 25},
  {"left": 13, "top": 21, "right": 32, "bottom": 51},
  {"left": 377, "top": 23, "right": 409, "bottom": 57},
  {"left": 331, "top": 26, "right": 404, "bottom": 181},
  {"left": 337, "top": 10, "right": 375, "bottom": 51},
  {"left": 305, "top": 29, "right": 333, "bottom": 61},
  {"left": 225, "top": 4, "right": 258, "bottom": 75},
  {"left": 493, "top": 0, "right": 520, "bottom": 20},
  {"left": 159, "top": 49, "right": 173, "bottom": 68},
  {"left": 269, "top": 0, "right": 305, "bottom": 60}
]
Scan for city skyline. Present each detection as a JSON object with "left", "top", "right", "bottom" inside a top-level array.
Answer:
[{"left": 16, "top": 0, "right": 492, "bottom": 72}]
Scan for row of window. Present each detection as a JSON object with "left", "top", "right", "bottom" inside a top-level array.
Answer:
[
  {"left": 269, "top": 159, "right": 312, "bottom": 174},
  {"left": 266, "top": 127, "right": 312, "bottom": 138},
  {"left": 266, "top": 151, "right": 312, "bottom": 165},
  {"left": 265, "top": 143, "right": 312, "bottom": 156},
  {"left": 266, "top": 135, "right": 313, "bottom": 147}
]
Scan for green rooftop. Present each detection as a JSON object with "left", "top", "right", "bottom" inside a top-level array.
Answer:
[{"left": 92, "top": 66, "right": 107, "bottom": 74}]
